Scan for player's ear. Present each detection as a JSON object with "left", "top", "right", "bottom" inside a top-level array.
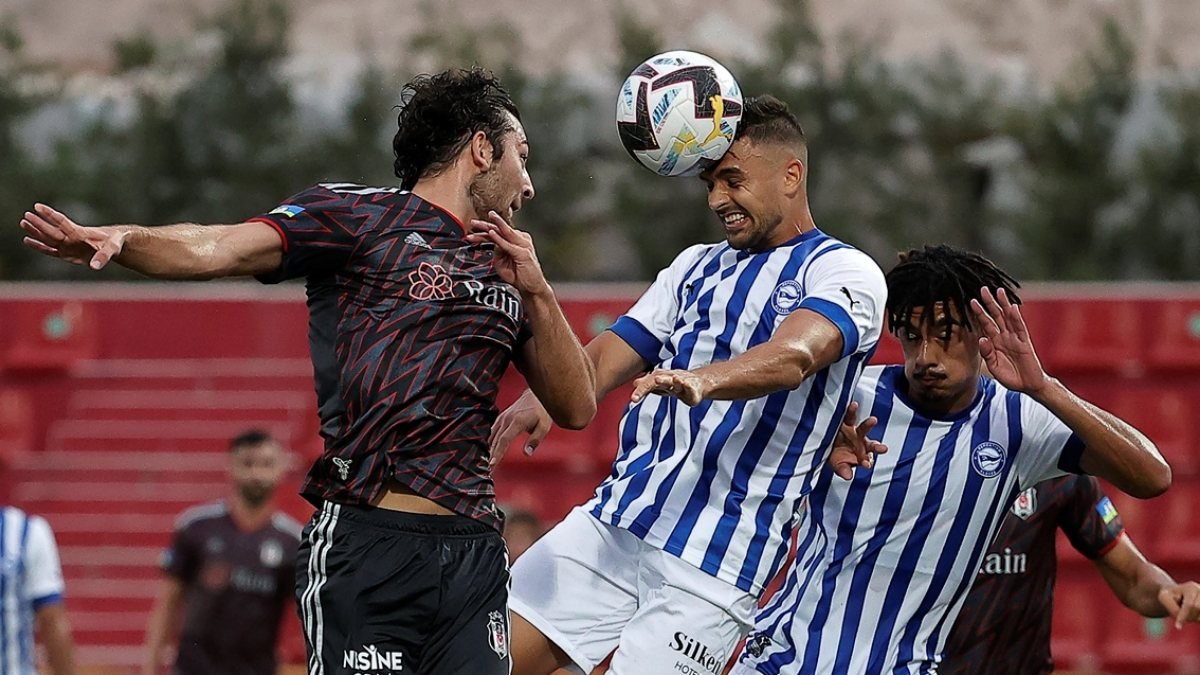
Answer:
[
  {"left": 469, "top": 131, "right": 495, "bottom": 170},
  {"left": 783, "top": 157, "right": 805, "bottom": 196}
]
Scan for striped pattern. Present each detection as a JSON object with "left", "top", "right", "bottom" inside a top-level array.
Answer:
[
  {"left": 299, "top": 502, "right": 341, "bottom": 675},
  {"left": 2, "top": 507, "right": 63, "bottom": 675},
  {"left": 589, "top": 230, "right": 887, "bottom": 594},
  {"left": 740, "top": 365, "right": 1081, "bottom": 674}
]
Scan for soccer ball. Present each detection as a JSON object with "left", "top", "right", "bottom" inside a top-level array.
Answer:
[{"left": 616, "top": 50, "right": 743, "bottom": 177}]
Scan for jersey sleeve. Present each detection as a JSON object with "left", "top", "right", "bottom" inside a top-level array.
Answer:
[
  {"left": 798, "top": 246, "right": 888, "bottom": 359},
  {"left": 162, "top": 520, "right": 201, "bottom": 583},
  {"left": 608, "top": 244, "right": 709, "bottom": 365},
  {"left": 1014, "top": 395, "right": 1086, "bottom": 489},
  {"left": 23, "top": 516, "right": 65, "bottom": 608},
  {"left": 1059, "top": 476, "right": 1125, "bottom": 559},
  {"left": 250, "top": 185, "right": 369, "bottom": 283}
]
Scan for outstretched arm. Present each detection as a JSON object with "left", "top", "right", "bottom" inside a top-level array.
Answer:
[
  {"left": 971, "top": 288, "right": 1171, "bottom": 498},
  {"left": 1093, "top": 535, "right": 1200, "bottom": 627},
  {"left": 630, "top": 308, "right": 844, "bottom": 405},
  {"left": 21, "top": 203, "right": 283, "bottom": 280}
]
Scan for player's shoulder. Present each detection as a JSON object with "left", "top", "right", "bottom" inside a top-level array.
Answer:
[
  {"left": 671, "top": 242, "right": 723, "bottom": 269},
  {"left": 275, "top": 182, "right": 407, "bottom": 211},
  {"left": 174, "top": 500, "right": 228, "bottom": 532},
  {"left": 800, "top": 234, "right": 885, "bottom": 284},
  {"left": 269, "top": 512, "right": 303, "bottom": 541}
]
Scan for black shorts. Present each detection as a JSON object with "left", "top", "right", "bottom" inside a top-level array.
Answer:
[{"left": 296, "top": 501, "right": 512, "bottom": 675}]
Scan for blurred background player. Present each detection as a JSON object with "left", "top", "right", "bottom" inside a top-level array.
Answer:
[
  {"left": 735, "top": 245, "right": 1173, "bottom": 675},
  {"left": 491, "top": 95, "right": 886, "bottom": 675},
  {"left": 942, "top": 474, "right": 1200, "bottom": 674},
  {"left": 19, "top": 66, "right": 597, "bottom": 675},
  {"left": 142, "top": 429, "right": 299, "bottom": 675},
  {"left": 0, "top": 504, "right": 75, "bottom": 675},
  {"left": 501, "top": 505, "right": 545, "bottom": 562}
]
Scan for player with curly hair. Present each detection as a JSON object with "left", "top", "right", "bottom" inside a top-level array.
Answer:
[{"left": 18, "top": 67, "right": 597, "bottom": 675}]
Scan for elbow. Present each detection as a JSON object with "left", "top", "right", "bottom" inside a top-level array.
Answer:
[
  {"left": 1142, "top": 459, "right": 1173, "bottom": 498},
  {"left": 1124, "top": 457, "right": 1172, "bottom": 500},
  {"left": 551, "top": 398, "right": 596, "bottom": 431}
]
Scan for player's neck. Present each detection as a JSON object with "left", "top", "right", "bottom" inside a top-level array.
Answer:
[
  {"left": 228, "top": 496, "right": 274, "bottom": 532},
  {"left": 411, "top": 167, "right": 477, "bottom": 227}
]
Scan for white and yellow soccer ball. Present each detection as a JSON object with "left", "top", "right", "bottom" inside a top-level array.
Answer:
[{"left": 616, "top": 50, "right": 743, "bottom": 177}]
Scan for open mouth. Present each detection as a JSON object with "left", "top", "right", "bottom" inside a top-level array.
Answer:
[{"left": 720, "top": 211, "right": 749, "bottom": 232}]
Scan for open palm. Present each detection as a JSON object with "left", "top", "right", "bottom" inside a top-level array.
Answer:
[{"left": 970, "top": 287, "right": 1048, "bottom": 394}]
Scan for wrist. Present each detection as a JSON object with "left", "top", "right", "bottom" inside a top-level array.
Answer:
[
  {"left": 520, "top": 281, "right": 555, "bottom": 303},
  {"left": 1028, "top": 375, "right": 1064, "bottom": 404}
]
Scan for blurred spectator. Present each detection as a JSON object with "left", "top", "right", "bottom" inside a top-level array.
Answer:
[
  {"left": 501, "top": 506, "right": 545, "bottom": 562},
  {"left": 0, "top": 504, "right": 75, "bottom": 675},
  {"left": 142, "top": 430, "right": 300, "bottom": 675}
]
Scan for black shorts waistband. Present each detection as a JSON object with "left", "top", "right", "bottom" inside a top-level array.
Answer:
[{"left": 320, "top": 501, "right": 496, "bottom": 537}]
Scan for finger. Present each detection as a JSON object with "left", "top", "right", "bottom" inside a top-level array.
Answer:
[
  {"left": 630, "top": 374, "right": 654, "bottom": 403},
  {"left": 22, "top": 236, "right": 61, "bottom": 257},
  {"left": 978, "top": 336, "right": 997, "bottom": 364},
  {"left": 843, "top": 401, "right": 860, "bottom": 427},
  {"left": 468, "top": 218, "right": 498, "bottom": 233},
  {"left": 1179, "top": 589, "right": 1200, "bottom": 629},
  {"left": 832, "top": 460, "right": 853, "bottom": 481},
  {"left": 33, "top": 203, "right": 82, "bottom": 236},
  {"left": 1159, "top": 588, "right": 1182, "bottom": 623},
  {"left": 979, "top": 287, "right": 1010, "bottom": 334},
  {"left": 970, "top": 298, "right": 1003, "bottom": 340},
  {"left": 22, "top": 212, "right": 66, "bottom": 243},
  {"left": 91, "top": 240, "right": 122, "bottom": 270},
  {"left": 869, "top": 440, "right": 889, "bottom": 456},
  {"left": 525, "top": 418, "right": 551, "bottom": 456},
  {"left": 484, "top": 228, "right": 530, "bottom": 260},
  {"left": 488, "top": 419, "right": 518, "bottom": 467},
  {"left": 999, "top": 290, "right": 1032, "bottom": 343},
  {"left": 855, "top": 415, "right": 878, "bottom": 438}
]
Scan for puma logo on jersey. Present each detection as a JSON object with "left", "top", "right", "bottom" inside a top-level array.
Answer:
[{"left": 840, "top": 286, "right": 861, "bottom": 309}]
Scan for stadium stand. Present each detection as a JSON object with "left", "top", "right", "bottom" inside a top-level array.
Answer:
[{"left": 1, "top": 284, "right": 1198, "bottom": 673}]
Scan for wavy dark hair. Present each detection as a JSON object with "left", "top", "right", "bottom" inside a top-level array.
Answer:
[
  {"left": 886, "top": 244, "right": 1022, "bottom": 337},
  {"left": 392, "top": 67, "right": 521, "bottom": 190}
]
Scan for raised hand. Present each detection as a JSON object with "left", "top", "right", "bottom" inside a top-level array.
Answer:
[
  {"left": 489, "top": 390, "right": 553, "bottom": 468},
  {"left": 21, "top": 204, "right": 127, "bottom": 270},
  {"left": 828, "top": 401, "right": 888, "bottom": 480},
  {"left": 970, "top": 287, "right": 1048, "bottom": 395},
  {"left": 630, "top": 369, "right": 706, "bottom": 407},
  {"left": 465, "top": 211, "right": 550, "bottom": 297}
]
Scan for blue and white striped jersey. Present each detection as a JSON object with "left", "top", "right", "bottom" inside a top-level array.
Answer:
[
  {"left": 739, "top": 365, "right": 1085, "bottom": 675},
  {"left": 588, "top": 229, "right": 887, "bottom": 594},
  {"left": 1, "top": 506, "right": 65, "bottom": 675}
]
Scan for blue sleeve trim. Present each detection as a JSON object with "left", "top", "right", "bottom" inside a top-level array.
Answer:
[
  {"left": 609, "top": 316, "right": 662, "bottom": 365},
  {"left": 798, "top": 297, "right": 859, "bottom": 358},
  {"left": 1058, "top": 433, "right": 1087, "bottom": 474},
  {"left": 32, "top": 593, "right": 62, "bottom": 610}
]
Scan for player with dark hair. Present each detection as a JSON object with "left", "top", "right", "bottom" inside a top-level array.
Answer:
[
  {"left": 942, "top": 474, "right": 1200, "bottom": 674},
  {"left": 144, "top": 429, "right": 298, "bottom": 675},
  {"left": 492, "top": 94, "right": 887, "bottom": 675},
  {"left": 20, "top": 66, "right": 597, "bottom": 675},
  {"left": 733, "top": 244, "right": 1178, "bottom": 674}
]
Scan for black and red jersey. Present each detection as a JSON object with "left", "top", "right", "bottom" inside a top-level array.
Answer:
[
  {"left": 941, "top": 474, "right": 1124, "bottom": 675},
  {"left": 253, "top": 183, "right": 529, "bottom": 531}
]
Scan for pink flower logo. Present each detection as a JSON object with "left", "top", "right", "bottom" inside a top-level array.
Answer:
[{"left": 408, "top": 262, "right": 454, "bottom": 300}]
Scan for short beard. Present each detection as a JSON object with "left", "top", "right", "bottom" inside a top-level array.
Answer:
[
  {"left": 469, "top": 164, "right": 503, "bottom": 221},
  {"left": 238, "top": 484, "right": 273, "bottom": 508}
]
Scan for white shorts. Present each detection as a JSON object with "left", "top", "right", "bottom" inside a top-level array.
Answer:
[{"left": 509, "top": 507, "right": 757, "bottom": 675}]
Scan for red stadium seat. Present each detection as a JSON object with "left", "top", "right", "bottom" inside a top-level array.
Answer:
[
  {"left": 1051, "top": 572, "right": 1103, "bottom": 669},
  {"left": 1097, "top": 592, "right": 1200, "bottom": 674},
  {"left": 1147, "top": 299, "right": 1200, "bottom": 372},
  {"left": 1035, "top": 299, "right": 1144, "bottom": 375},
  {"left": 0, "top": 300, "right": 98, "bottom": 373},
  {"left": 1157, "top": 478, "right": 1200, "bottom": 565},
  {"left": 1105, "top": 384, "right": 1195, "bottom": 477}
]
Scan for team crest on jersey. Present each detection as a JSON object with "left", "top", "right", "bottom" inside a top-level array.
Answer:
[
  {"left": 260, "top": 539, "right": 284, "bottom": 568},
  {"left": 971, "top": 441, "right": 1007, "bottom": 478},
  {"left": 486, "top": 610, "right": 509, "bottom": 659},
  {"left": 771, "top": 280, "right": 803, "bottom": 315},
  {"left": 1012, "top": 487, "right": 1038, "bottom": 519}
]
